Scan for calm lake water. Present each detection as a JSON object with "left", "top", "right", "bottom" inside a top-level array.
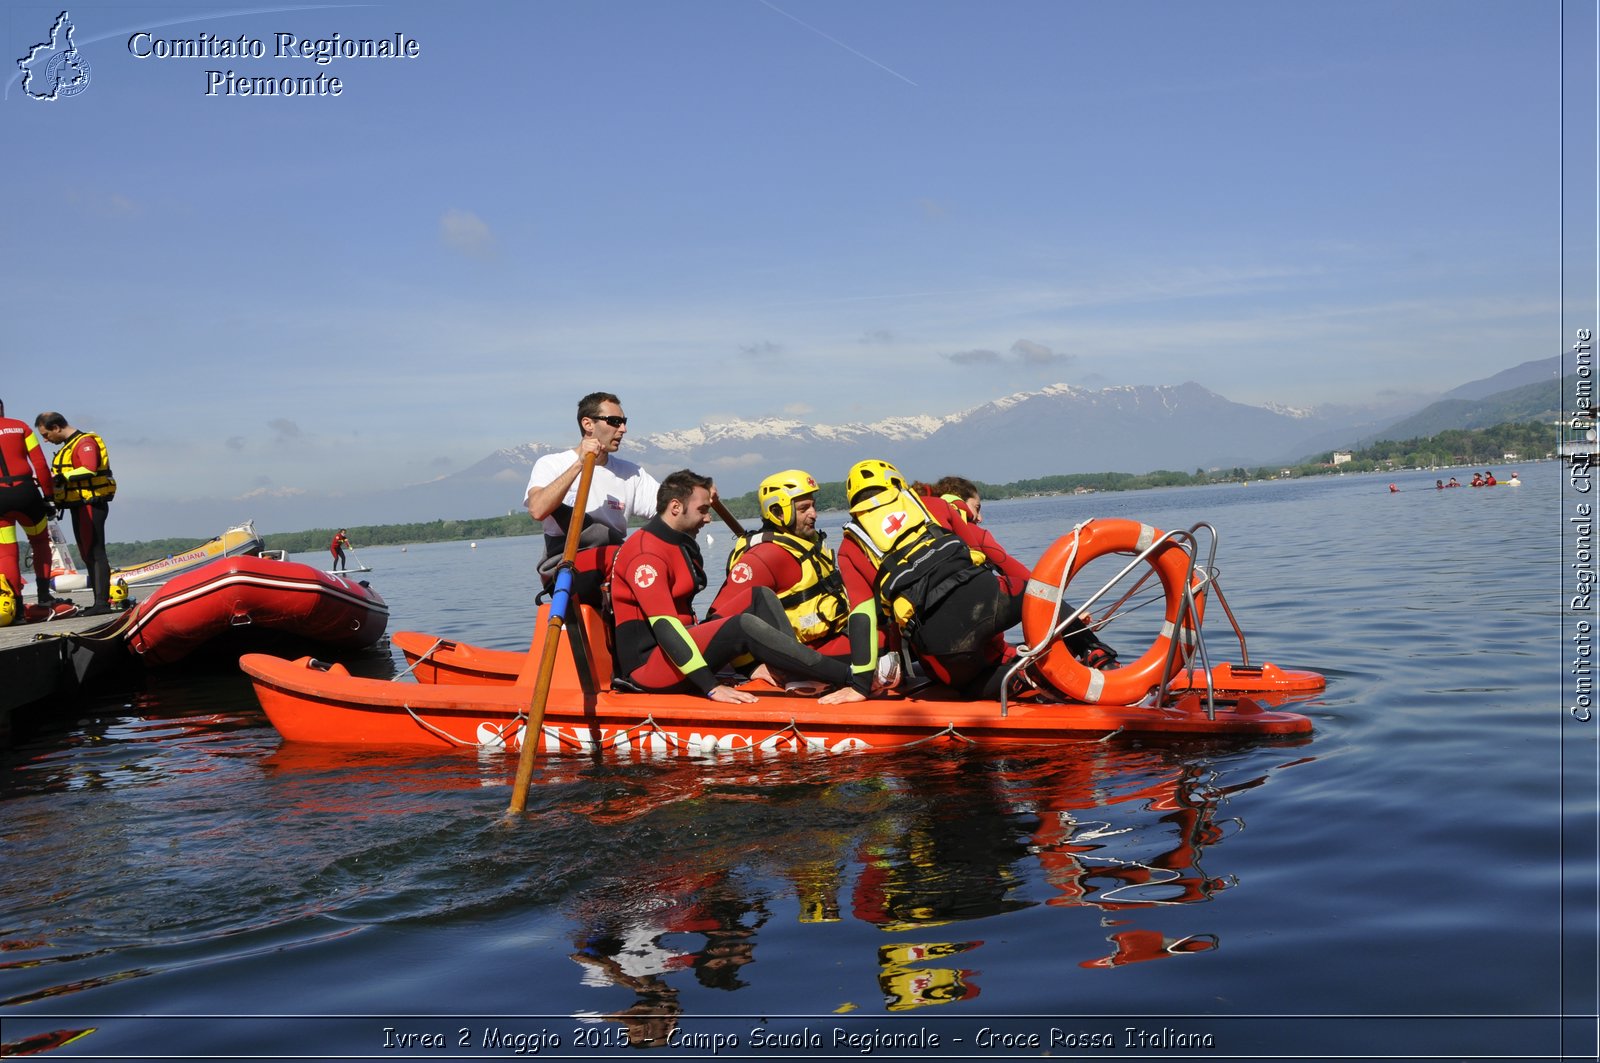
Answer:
[{"left": 1, "top": 462, "right": 1591, "bottom": 1061}]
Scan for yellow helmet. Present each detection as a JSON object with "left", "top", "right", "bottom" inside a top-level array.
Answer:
[
  {"left": 758, "top": 468, "right": 818, "bottom": 529},
  {"left": 109, "top": 578, "right": 128, "bottom": 606},
  {"left": 846, "top": 459, "right": 907, "bottom": 513},
  {"left": 0, "top": 575, "right": 15, "bottom": 628}
]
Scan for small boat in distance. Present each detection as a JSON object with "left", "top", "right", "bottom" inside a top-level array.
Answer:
[
  {"left": 113, "top": 520, "right": 265, "bottom": 588},
  {"left": 126, "top": 553, "right": 388, "bottom": 666}
]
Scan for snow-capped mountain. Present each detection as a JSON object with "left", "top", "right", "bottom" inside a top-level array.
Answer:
[
  {"left": 438, "top": 380, "right": 1376, "bottom": 503},
  {"left": 107, "top": 359, "right": 1556, "bottom": 538}
]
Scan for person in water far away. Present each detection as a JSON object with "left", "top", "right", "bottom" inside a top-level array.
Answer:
[{"left": 329, "top": 529, "right": 351, "bottom": 571}]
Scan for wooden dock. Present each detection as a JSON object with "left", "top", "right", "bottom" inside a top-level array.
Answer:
[{"left": 0, "top": 587, "right": 134, "bottom": 746}]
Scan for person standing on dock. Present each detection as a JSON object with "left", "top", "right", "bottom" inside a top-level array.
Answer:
[
  {"left": 329, "top": 529, "right": 352, "bottom": 571},
  {"left": 34, "top": 411, "right": 115, "bottom": 616},
  {"left": 524, "top": 392, "right": 659, "bottom": 606},
  {"left": 0, "top": 399, "right": 59, "bottom": 616}
]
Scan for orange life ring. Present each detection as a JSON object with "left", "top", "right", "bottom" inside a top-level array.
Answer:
[{"left": 1021, "top": 519, "right": 1204, "bottom": 704}]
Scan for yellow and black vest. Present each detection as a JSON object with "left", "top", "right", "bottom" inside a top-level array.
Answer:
[
  {"left": 842, "top": 488, "right": 983, "bottom": 635},
  {"left": 728, "top": 529, "right": 850, "bottom": 643},
  {"left": 50, "top": 431, "right": 116, "bottom": 505}
]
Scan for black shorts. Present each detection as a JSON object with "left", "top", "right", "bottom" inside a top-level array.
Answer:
[{"left": 0, "top": 481, "right": 48, "bottom": 530}]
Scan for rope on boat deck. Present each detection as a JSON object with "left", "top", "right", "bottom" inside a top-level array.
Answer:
[
  {"left": 588, "top": 715, "right": 684, "bottom": 752},
  {"left": 901, "top": 722, "right": 976, "bottom": 747},
  {"left": 753, "top": 719, "right": 813, "bottom": 749},
  {"left": 35, "top": 606, "right": 140, "bottom": 643},
  {"left": 403, "top": 701, "right": 478, "bottom": 747},
  {"left": 394, "top": 638, "right": 445, "bottom": 681}
]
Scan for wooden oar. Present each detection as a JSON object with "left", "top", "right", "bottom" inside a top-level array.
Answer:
[
  {"left": 712, "top": 497, "right": 745, "bottom": 537},
  {"left": 506, "top": 451, "right": 597, "bottom": 815}
]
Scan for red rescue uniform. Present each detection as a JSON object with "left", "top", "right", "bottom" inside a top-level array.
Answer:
[
  {"left": 611, "top": 518, "right": 861, "bottom": 696},
  {"left": 0, "top": 416, "right": 55, "bottom": 598},
  {"left": 838, "top": 493, "right": 1031, "bottom": 692}
]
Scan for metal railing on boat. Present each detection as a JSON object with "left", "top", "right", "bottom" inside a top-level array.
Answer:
[{"left": 1000, "top": 521, "right": 1263, "bottom": 722}]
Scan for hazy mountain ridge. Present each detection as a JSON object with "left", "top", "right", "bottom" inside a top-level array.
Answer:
[
  {"left": 110, "top": 357, "right": 1564, "bottom": 539},
  {"left": 1366, "top": 372, "right": 1565, "bottom": 441},
  {"left": 448, "top": 378, "right": 1452, "bottom": 497}
]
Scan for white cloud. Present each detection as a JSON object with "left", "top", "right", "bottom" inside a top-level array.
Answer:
[{"left": 440, "top": 208, "right": 497, "bottom": 260}]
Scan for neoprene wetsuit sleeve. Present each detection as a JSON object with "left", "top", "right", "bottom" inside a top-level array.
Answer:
[
  {"left": 648, "top": 615, "right": 718, "bottom": 695},
  {"left": 847, "top": 600, "right": 878, "bottom": 694}
]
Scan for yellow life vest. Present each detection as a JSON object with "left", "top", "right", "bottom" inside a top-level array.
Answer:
[
  {"left": 939, "top": 493, "right": 973, "bottom": 522},
  {"left": 50, "top": 431, "right": 116, "bottom": 504},
  {"left": 728, "top": 529, "right": 850, "bottom": 643},
  {"left": 842, "top": 487, "right": 982, "bottom": 632}
]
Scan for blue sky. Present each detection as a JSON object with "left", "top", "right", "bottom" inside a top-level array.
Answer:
[{"left": 2, "top": 1, "right": 1591, "bottom": 538}]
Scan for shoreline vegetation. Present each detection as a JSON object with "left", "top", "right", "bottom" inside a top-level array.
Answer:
[{"left": 102, "top": 420, "right": 1554, "bottom": 566}]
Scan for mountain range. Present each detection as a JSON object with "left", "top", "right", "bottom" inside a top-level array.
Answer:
[
  {"left": 113, "top": 356, "right": 1563, "bottom": 539},
  {"left": 437, "top": 356, "right": 1562, "bottom": 502}
]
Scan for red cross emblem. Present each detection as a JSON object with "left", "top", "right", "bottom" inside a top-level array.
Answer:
[
  {"left": 881, "top": 511, "right": 907, "bottom": 537},
  {"left": 730, "top": 562, "right": 753, "bottom": 584},
  {"left": 633, "top": 563, "right": 658, "bottom": 589}
]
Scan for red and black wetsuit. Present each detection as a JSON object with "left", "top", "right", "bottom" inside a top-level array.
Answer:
[
  {"left": 609, "top": 517, "right": 863, "bottom": 695},
  {"left": 53, "top": 430, "right": 114, "bottom": 608},
  {"left": 0, "top": 417, "right": 56, "bottom": 600},
  {"left": 706, "top": 532, "right": 880, "bottom": 689},
  {"left": 329, "top": 532, "right": 350, "bottom": 570}
]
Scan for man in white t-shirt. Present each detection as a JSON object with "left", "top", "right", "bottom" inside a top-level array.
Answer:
[{"left": 524, "top": 392, "right": 660, "bottom": 601}]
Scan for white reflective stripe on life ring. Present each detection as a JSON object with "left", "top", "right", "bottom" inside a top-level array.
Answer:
[
  {"left": 1160, "top": 620, "right": 1200, "bottom": 646},
  {"left": 1024, "top": 577, "right": 1061, "bottom": 604}
]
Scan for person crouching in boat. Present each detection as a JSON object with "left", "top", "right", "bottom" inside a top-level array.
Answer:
[
  {"left": 705, "top": 468, "right": 888, "bottom": 695},
  {"left": 837, "top": 460, "right": 1115, "bottom": 701},
  {"left": 922, "top": 475, "right": 986, "bottom": 525},
  {"left": 608, "top": 470, "right": 875, "bottom": 706}
]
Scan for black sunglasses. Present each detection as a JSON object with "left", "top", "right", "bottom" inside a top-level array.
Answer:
[{"left": 589, "top": 415, "right": 627, "bottom": 427}]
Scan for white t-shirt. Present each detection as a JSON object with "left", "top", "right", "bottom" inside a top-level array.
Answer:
[{"left": 524, "top": 449, "right": 659, "bottom": 541}]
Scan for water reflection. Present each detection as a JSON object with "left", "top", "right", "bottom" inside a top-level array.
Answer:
[
  {"left": 545, "top": 739, "right": 1306, "bottom": 1036},
  {"left": 4, "top": 646, "right": 1307, "bottom": 1043}
]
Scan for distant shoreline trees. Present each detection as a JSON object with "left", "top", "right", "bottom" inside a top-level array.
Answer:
[{"left": 97, "top": 420, "right": 1556, "bottom": 565}]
